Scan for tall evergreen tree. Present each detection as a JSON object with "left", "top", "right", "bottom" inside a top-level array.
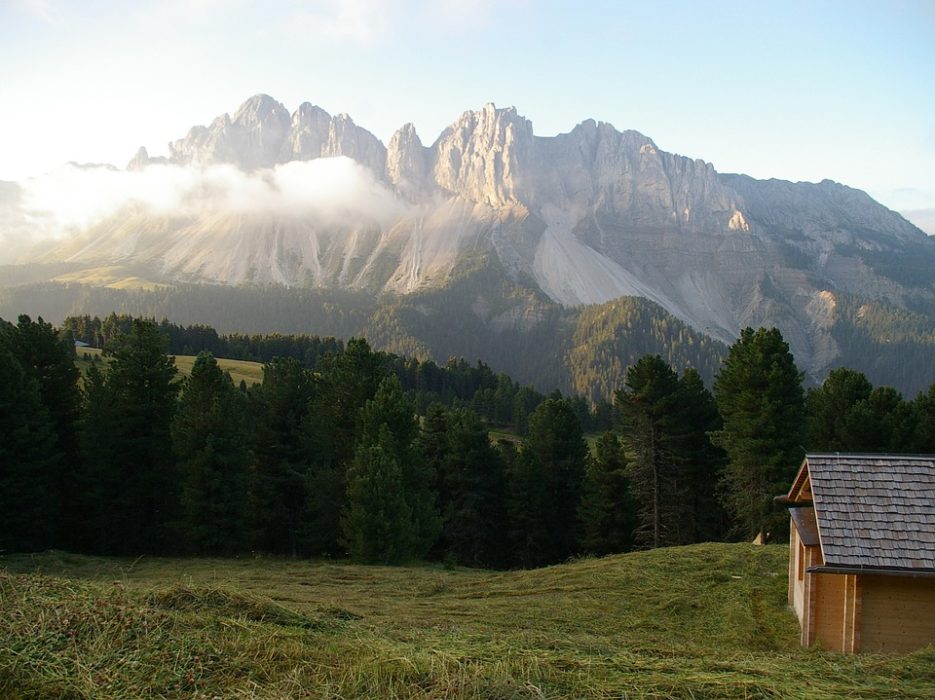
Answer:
[
  {"left": 677, "top": 367, "right": 729, "bottom": 542},
  {"left": 341, "top": 427, "right": 415, "bottom": 564},
  {"left": 509, "top": 398, "right": 588, "bottom": 567},
  {"left": 616, "top": 355, "right": 686, "bottom": 548},
  {"left": 805, "top": 368, "right": 873, "bottom": 451},
  {"left": 76, "top": 361, "right": 119, "bottom": 552},
  {"left": 712, "top": 327, "right": 805, "bottom": 541},
  {"left": 578, "top": 432, "right": 636, "bottom": 556},
  {"left": 250, "top": 357, "right": 317, "bottom": 555},
  {"left": 0, "top": 343, "right": 59, "bottom": 552},
  {"left": 421, "top": 405, "right": 508, "bottom": 568},
  {"left": 77, "top": 319, "right": 180, "bottom": 554},
  {"left": 172, "top": 352, "right": 252, "bottom": 554},
  {"left": 2, "top": 315, "right": 82, "bottom": 547},
  {"left": 304, "top": 338, "right": 387, "bottom": 554},
  {"left": 356, "top": 376, "right": 440, "bottom": 557}
]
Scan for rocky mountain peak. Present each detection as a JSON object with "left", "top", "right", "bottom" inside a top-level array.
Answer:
[
  {"left": 386, "top": 123, "right": 430, "bottom": 195},
  {"left": 232, "top": 94, "right": 288, "bottom": 125},
  {"left": 431, "top": 103, "right": 533, "bottom": 207}
]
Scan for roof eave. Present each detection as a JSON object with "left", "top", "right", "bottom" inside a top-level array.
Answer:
[{"left": 807, "top": 565, "right": 935, "bottom": 579}]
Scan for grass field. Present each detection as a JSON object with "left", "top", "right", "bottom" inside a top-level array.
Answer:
[
  {"left": 76, "top": 347, "right": 265, "bottom": 387},
  {"left": 2, "top": 544, "right": 934, "bottom": 699}
]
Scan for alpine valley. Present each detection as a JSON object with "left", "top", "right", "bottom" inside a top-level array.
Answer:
[{"left": 2, "top": 94, "right": 934, "bottom": 398}]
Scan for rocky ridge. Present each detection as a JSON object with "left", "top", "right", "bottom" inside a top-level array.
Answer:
[{"left": 11, "top": 95, "right": 935, "bottom": 382}]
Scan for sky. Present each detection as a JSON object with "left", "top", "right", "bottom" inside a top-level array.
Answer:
[{"left": 2, "top": 0, "right": 934, "bottom": 232}]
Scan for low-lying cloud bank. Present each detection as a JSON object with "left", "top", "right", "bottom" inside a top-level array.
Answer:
[{"left": 0, "top": 157, "right": 407, "bottom": 264}]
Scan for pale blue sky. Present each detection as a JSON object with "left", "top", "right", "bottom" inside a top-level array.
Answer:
[{"left": 2, "top": 0, "right": 933, "bottom": 230}]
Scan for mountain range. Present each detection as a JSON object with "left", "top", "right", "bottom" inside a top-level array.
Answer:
[{"left": 2, "top": 94, "right": 934, "bottom": 397}]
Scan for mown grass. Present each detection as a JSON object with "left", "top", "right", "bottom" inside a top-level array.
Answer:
[
  {"left": 75, "top": 347, "right": 265, "bottom": 387},
  {"left": 2, "top": 543, "right": 934, "bottom": 698}
]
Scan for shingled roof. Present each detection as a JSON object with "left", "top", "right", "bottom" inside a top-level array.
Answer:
[{"left": 803, "top": 454, "right": 935, "bottom": 572}]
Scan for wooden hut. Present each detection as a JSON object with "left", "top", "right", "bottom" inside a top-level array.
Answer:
[{"left": 781, "top": 453, "right": 935, "bottom": 653}]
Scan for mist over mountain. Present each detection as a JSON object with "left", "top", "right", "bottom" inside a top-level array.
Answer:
[{"left": 3, "top": 94, "right": 934, "bottom": 395}]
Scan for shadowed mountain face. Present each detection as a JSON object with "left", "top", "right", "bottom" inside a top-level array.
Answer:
[{"left": 5, "top": 95, "right": 935, "bottom": 388}]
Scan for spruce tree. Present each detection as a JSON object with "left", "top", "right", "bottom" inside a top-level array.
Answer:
[
  {"left": 578, "top": 432, "right": 636, "bottom": 555},
  {"left": 805, "top": 368, "right": 873, "bottom": 451},
  {"left": 912, "top": 384, "right": 935, "bottom": 452},
  {"left": 341, "top": 428, "right": 415, "bottom": 564},
  {"left": 0, "top": 344, "right": 59, "bottom": 552},
  {"left": 677, "top": 368, "right": 729, "bottom": 542},
  {"left": 304, "top": 338, "right": 387, "bottom": 554},
  {"left": 250, "top": 357, "right": 316, "bottom": 555},
  {"left": 422, "top": 406, "right": 508, "bottom": 568},
  {"left": 510, "top": 398, "right": 588, "bottom": 567},
  {"left": 76, "top": 319, "right": 179, "bottom": 554},
  {"left": 172, "top": 352, "right": 252, "bottom": 554},
  {"left": 356, "top": 376, "right": 440, "bottom": 557},
  {"left": 712, "top": 327, "right": 805, "bottom": 541},
  {"left": 616, "top": 355, "right": 686, "bottom": 548},
  {"left": 7, "top": 316, "right": 82, "bottom": 544}
]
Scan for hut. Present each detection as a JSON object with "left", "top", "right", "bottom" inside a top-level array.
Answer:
[{"left": 780, "top": 453, "right": 935, "bottom": 653}]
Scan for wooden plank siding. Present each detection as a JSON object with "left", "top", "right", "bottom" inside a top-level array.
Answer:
[
  {"left": 813, "top": 572, "right": 847, "bottom": 652},
  {"left": 860, "top": 576, "right": 935, "bottom": 653}
]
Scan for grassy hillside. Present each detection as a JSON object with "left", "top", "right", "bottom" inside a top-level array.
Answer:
[
  {"left": 76, "top": 347, "right": 265, "bottom": 387},
  {"left": 2, "top": 544, "right": 933, "bottom": 699}
]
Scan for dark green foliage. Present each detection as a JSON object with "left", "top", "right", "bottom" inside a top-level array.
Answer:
[
  {"left": 75, "top": 361, "right": 118, "bottom": 552},
  {"left": 617, "top": 356, "right": 687, "bottom": 549},
  {"left": 806, "top": 368, "right": 873, "bottom": 451},
  {"left": 0, "top": 315, "right": 81, "bottom": 550},
  {"left": 509, "top": 399, "right": 588, "bottom": 567},
  {"left": 250, "top": 357, "right": 317, "bottom": 555},
  {"left": 356, "top": 376, "right": 440, "bottom": 559},
  {"left": 76, "top": 319, "right": 180, "bottom": 554},
  {"left": 677, "top": 368, "right": 730, "bottom": 543},
  {"left": 303, "top": 338, "right": 388, "bottom": 555},
  {"left": 0, "top": 342, "right": 59, "bottom": 552},
  {"left": 806, "top": 368, "right": 917, "bottom": 453},
  {"left": 420, "top": 405, "right": 508, "bottom": 568},
  {"left": 9, "top": 263, "right": 729, "bottom": 402},
  {"left": 341, "top": 429, "right": 417, "bottom": 564},
  {"left": 567, "top": 297, "right": 726, "bottom": 403},
  {"left": 172, "top": 353, "right": 252, "bottom": 555},
  {"left": 713, "top": 327, "right": 805, "bottom": 542},
  {"left": 578, "top": 433, "right": 635, "bottom": 556},
  {"left": 912, "top": 384, "right": 935, "bottom": 452}
]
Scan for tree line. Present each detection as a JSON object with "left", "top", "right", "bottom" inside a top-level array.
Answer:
[{"left": 3, "top": 315, "right": 935, "bottom": 566}]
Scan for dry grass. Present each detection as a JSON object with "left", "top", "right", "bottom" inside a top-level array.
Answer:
[
  {"left": 75, "top": 348, "right": 264, "bottom": 388},
  {"left": 2, "top": 544, "right": 934, "bottom": 698}
]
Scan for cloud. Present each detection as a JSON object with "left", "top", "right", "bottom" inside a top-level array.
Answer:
[
  {"left": 287, "top": 0, "right": 396, "bottom": 46},
  {"left": 10, "top": 0, "right": 58, "bottom": 23},
  {"left": 1, "top": 157, "right": 408, "bottom": 263}
]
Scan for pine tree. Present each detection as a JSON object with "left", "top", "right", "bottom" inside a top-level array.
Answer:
[
  {"left": 422, "top": 406, "right": 508, "bottom": 568},
  {"left": 578, "top": 432, "right": 636, "bottom": 555},
  {"left": 616, "top": 355, "right": 686, "bottom": 548},
  {"left": 76, "top": 319, "right": 180, "bottom": 554},
  {"left": 0, "top": 344, "right": 59, "bottom": 552},
  {"left": 677, "top": 368, "right": 729, "bottom": 542},
  {"left": 805, "top": 368, "right": 873, "bottom": 450},
  {"left": 912, "top": 384, "right": 935, "bottom": 452},
  {"left": 341, "top": 428, "right": 415, "bottom": 564},
  {"left": 713, "top": 327, "right": 805, "bottom": 541},
  {"left": 357, "top": 376, "right": 440, "bottom": 557},
  {"left": 172, "top": 352, "right": 252, "bottom": 554},
  {"left": 250, "top": 357, "right": 317, "bottom": 555},
  {"left": 303, "top": 338, "right": 387, "bottom": 554},
  {"left": 7, "top": 316, "right": 81, "bottom": 543},
  {"left": 510, "top": 398, "right": 588, "bottom": 567}
]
